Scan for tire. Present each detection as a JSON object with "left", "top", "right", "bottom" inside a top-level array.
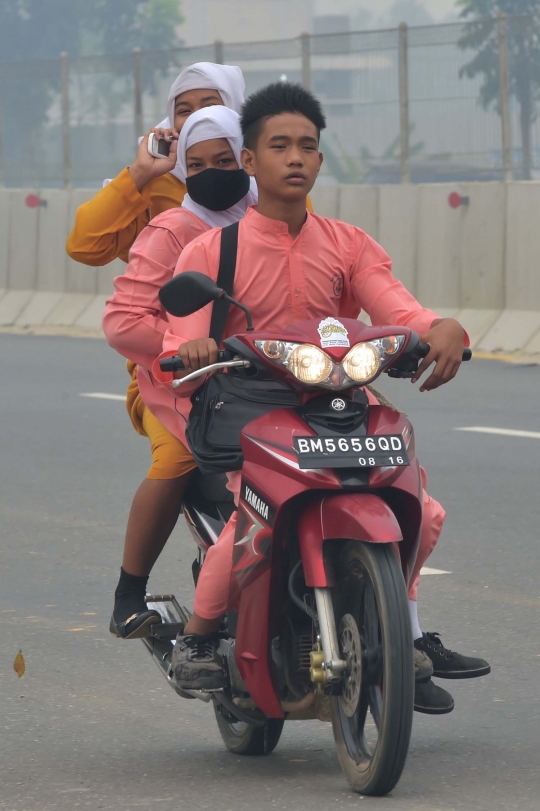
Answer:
[
  {"left": 214, "top": 704, "right": 284, "bottom": 756},
  {"left": 330, "top": 541, "right": 414, "bottom": 796}
]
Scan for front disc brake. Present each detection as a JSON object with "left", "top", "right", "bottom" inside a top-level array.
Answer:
[{"left": 339, "top": 613, "right": 363, "bottom": 718}]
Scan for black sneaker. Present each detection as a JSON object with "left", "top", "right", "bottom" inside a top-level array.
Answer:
[
  {"left": 414, "top": 649, "right": 453, "bottom": 714},
  {"left": 109, "top": 607, "right": 161, "bottom": 639},
  {"left": 414, "top": 678, "right": 455, "bottom": 715},
  {"left": 415, "top": 632, "right": 491, "bottom": 680},
  {"left": 172, "top": 634, "right": 227, "bottom": 690}
]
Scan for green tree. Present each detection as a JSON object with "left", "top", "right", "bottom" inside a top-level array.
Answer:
[
  {"left": 458, "top": 0, "right": 540, "bottom": 179},
  {"left": 0, "top": 0, "right": 183, "bottom": 59},
  {"left": 0, "top": 0, "right": 183, "bottom": 182}
]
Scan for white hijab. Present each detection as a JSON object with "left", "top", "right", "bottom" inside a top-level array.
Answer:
[
  {"left": 167, "top": 62, "right": 245, "bottom": 125},
  {"left": 119, "top": 63, "right": 245, "bottom": 190},
  {"left": 177, "top": 106, "right": 257, "bottom": 229}
]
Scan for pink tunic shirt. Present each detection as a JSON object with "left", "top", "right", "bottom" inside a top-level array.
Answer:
[
  {"left": 102, "top": 207, "right": 211, "bottom": 441},
  {"left": 153, "top": 207, "right": 440, "bottom": 444}
]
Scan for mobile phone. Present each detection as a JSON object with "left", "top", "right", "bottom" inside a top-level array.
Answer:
[{"left": 148, "top": 132, "right": 172, "bottom": 159}]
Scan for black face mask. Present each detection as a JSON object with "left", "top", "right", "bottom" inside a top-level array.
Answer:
[{"left": 186, "top": 168, "right": 251, "bottom": 211}]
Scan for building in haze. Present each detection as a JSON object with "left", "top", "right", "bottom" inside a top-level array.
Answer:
[{"left": 177, "top": 0, "right": 313, "bottom": 46}]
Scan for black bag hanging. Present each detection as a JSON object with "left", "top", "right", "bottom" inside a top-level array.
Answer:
[{"left": 185, "top": 222, "right": 298, "bottom": 474}]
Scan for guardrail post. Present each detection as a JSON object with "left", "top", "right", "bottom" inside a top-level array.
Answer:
[
  {"left": 214, "top": 40, "right": 224, "bottom": 65},
  {"left": 398, "top": 23, "right": 410, "bottom": 183},
  {"left": 60, "top": 52, "right": 72, "bottom": 189},
  {"left": 497, "top": 13, "right": 513, "bottom": 181},
  {"left": 134, "top": 48, "right": 144, "bottom": 147},
  {"left": 301, "top": 32, "right": 311, "bottom": 91}
]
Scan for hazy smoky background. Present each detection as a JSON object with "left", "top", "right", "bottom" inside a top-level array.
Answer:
[{"left": 0, "top": 1, "right": 537, "bottom": 187}]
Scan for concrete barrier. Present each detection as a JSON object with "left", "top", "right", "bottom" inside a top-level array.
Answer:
[
  {"left": 0, "top": 192, "right": 10, "bottom": 288},
  {"left": 378, "top": 185, "right": 418, "bottom": 292},
  {"left": 1, "top": 182, "right": 540, "bottom": 353},
  {"left": 505, "top": 183, "right": 540, "bottom": 312},
  {"left": 460, "top": 183, "right": 506, "bottom": 310}
]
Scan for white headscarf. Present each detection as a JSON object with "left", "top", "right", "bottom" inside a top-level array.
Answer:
[
  {"left": 119, "top": 63, "right": 245, "bottom": 189},
  {"left": 167, "top": 62, "right": 245, "bottom": 126},
  {"left": 177, "top": 106, "right": 257, "bottom": 229}
]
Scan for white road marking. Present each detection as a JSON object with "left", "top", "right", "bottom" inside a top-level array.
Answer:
[
  {"left": 455, "top": 426, "right": 540, "bottom": 440},
  {"left": 80, "top": 392, "right": 126, "bottom": 402},
  {"left": 420, "top": 567, "right": 451, "bottom": 576}
]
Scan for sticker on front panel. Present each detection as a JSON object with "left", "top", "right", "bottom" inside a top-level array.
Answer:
[{"left": 318, "top": 317, "right": 350, "bottom": 349}]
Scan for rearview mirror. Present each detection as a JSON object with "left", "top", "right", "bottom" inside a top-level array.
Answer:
[{"left": 159, "top": 271, "right": 223, "bottom": 317}]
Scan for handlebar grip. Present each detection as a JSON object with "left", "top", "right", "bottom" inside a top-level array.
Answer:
[
  {"left": 159, "top": 355, "right": 185, "bottom": 372},
  {"left": 415, "top": 342, "right": 430, "bottom": 358},
  {"left": 159, "top": 349, "right": 229, "bottom": 373},
  {"left": 415, "top": 343, "right": 472, "bottom": 362}
]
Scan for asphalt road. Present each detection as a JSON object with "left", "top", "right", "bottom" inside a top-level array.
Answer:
[{"left": 1, "top": 333, "right": 539, "bottom": 811}]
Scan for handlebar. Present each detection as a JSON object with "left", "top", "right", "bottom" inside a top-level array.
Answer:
[
  {"left": 160, "top": 350, "right": 228, "bottom": 373},
  {"left": 414, "top": 342, "right": 472, "bottom": 362},
  {"left": 159, "top": 341, "right": 472, "bottom": 384}
]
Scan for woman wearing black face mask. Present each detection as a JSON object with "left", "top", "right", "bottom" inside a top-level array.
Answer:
[
  {"left": 186, "top": 165, "right": 251, "bottom": 211},
  {"left": 103, "top": 105, "right": 259, "bottom": 640},
  {"left": 179, "top": 105, "right": 257, "bottom": 222}
]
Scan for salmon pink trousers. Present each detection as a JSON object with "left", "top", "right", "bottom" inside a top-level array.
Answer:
[{"left": 193, "top": 467, "right": 445, "bottom": 620}]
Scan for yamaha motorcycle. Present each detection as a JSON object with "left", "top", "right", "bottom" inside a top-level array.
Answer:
[{"left": 141, "top": 271, "right": 470, "bottom": 796}]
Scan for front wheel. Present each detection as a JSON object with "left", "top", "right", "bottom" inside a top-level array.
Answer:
[
  {"left": 330, "top": 541, "right": 414, "bottom": 796},
  {"left": 214, "top": 703, "right": 284, "bottom": 756}
]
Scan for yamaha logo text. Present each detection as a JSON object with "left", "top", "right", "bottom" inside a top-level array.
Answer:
[{"left": 243, "top": 485, "right": 275, "bottom": 525}]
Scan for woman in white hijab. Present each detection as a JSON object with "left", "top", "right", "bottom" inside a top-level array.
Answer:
[
  {"left": 104, "top": 105, "right": 258, "bottom": 639},
  {"left": 67, "top": 62, "right": 246, "bottom": 266},
  {"left": 175, "top": 105, "right": 257, "bottom": 226}
]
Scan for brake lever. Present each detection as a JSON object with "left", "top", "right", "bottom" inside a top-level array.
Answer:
[
  {"left": 171, "top": 359, "right": 251, "bottom": 389},
  {"left": 386, "top": 345, "right": 472, "bottom": 378},
  {"left": 386, "top": 364, "right": 417, "bottom": 379}
]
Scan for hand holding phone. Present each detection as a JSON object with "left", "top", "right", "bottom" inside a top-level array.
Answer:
[
  {"left": 148, "top": 132, "right": 172, "bottom": 159},
  {"left": 129, "top": 127, "right": 179, "bottom": 191}
]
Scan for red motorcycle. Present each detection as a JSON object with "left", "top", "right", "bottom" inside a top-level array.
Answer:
[{"left": 142, "top": 272, "right": 470, "bottom": 796}]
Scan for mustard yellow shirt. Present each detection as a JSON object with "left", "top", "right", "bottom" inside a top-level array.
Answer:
[
  {"left": 66, "top": 167, "right": 314, "bottom": 267},
  {"left": 66, "top": 169, "right": 187, "bottom": 266}
]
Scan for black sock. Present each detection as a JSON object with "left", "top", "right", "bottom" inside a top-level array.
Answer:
[{"left": 113, "top": 568, "right": 152, "bottom": 623}]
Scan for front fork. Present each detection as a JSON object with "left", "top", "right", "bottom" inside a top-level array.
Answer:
[{"left": 311, "top": 588, "right": 348, "bottom": 684}]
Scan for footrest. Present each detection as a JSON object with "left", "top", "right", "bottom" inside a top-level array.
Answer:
[
  {"left": 145, "top": 594, "right": 191, "bottom": 627},
  {"left": 149, "top": 621, "right": 185, "bottom": 641}
]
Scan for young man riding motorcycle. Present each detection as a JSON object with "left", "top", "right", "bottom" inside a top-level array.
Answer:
[{"left": 153, "top": 82, "right": 490, "bottom": 712}]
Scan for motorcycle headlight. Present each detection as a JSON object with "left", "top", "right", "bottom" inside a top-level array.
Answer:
[
  {"left": 342, "top": 342, "right": 381, "bottom": 383},
  {"left": 254, "top": 334, "right": 407, "bottom": 389},
  {"left": 288, "top": 344, "right": 333, "bottom": 384}
]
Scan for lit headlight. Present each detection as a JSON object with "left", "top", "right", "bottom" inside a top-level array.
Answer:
[
  {"left": 343, "top": 342, "right": 381, "bottom": 382},
  {"left": 254, "top": 334, "right": 407, "bottom": 390},
  {"left": 288, "top": 344, "right": 333, "bottom": 384}
]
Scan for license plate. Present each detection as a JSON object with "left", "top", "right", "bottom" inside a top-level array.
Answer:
[{"left": 293, "top": 434, "right": 410, "bottom": 470}]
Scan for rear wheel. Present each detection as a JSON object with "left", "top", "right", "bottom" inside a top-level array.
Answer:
[
  {"left": 214, "top": 704, "right": 284, "bottom": 756},
  {"left": 330, "top": 541, "right": 414, "bottom": 796}
]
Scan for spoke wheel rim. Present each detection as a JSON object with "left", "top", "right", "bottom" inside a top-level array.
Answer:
[
  {"left": 337, "top": 563, "right": 384, "bottom": 769},
  {"left": 339, "top": 615, "right": 363, "bottom": 718}
]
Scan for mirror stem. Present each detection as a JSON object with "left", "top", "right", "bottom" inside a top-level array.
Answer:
[{"left": 223, "top": 293, "right": 254, "bottom": 331}]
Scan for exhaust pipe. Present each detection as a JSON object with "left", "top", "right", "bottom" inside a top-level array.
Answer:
[{"left": 233, "top": 691, "right": 316, "bottom": 713}]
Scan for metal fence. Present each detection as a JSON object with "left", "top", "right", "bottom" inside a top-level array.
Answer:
[{"left": 0, "top": 13, "right": 538, "bottom": 188}]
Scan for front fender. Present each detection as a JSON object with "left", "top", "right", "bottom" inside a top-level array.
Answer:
[{"left": 298, "top": 493, "right": 403, "bottom": 587}]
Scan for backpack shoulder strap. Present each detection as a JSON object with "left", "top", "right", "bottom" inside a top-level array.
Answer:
[{"left": 209, "top": 221, "right": 239, "bottom": 346}]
